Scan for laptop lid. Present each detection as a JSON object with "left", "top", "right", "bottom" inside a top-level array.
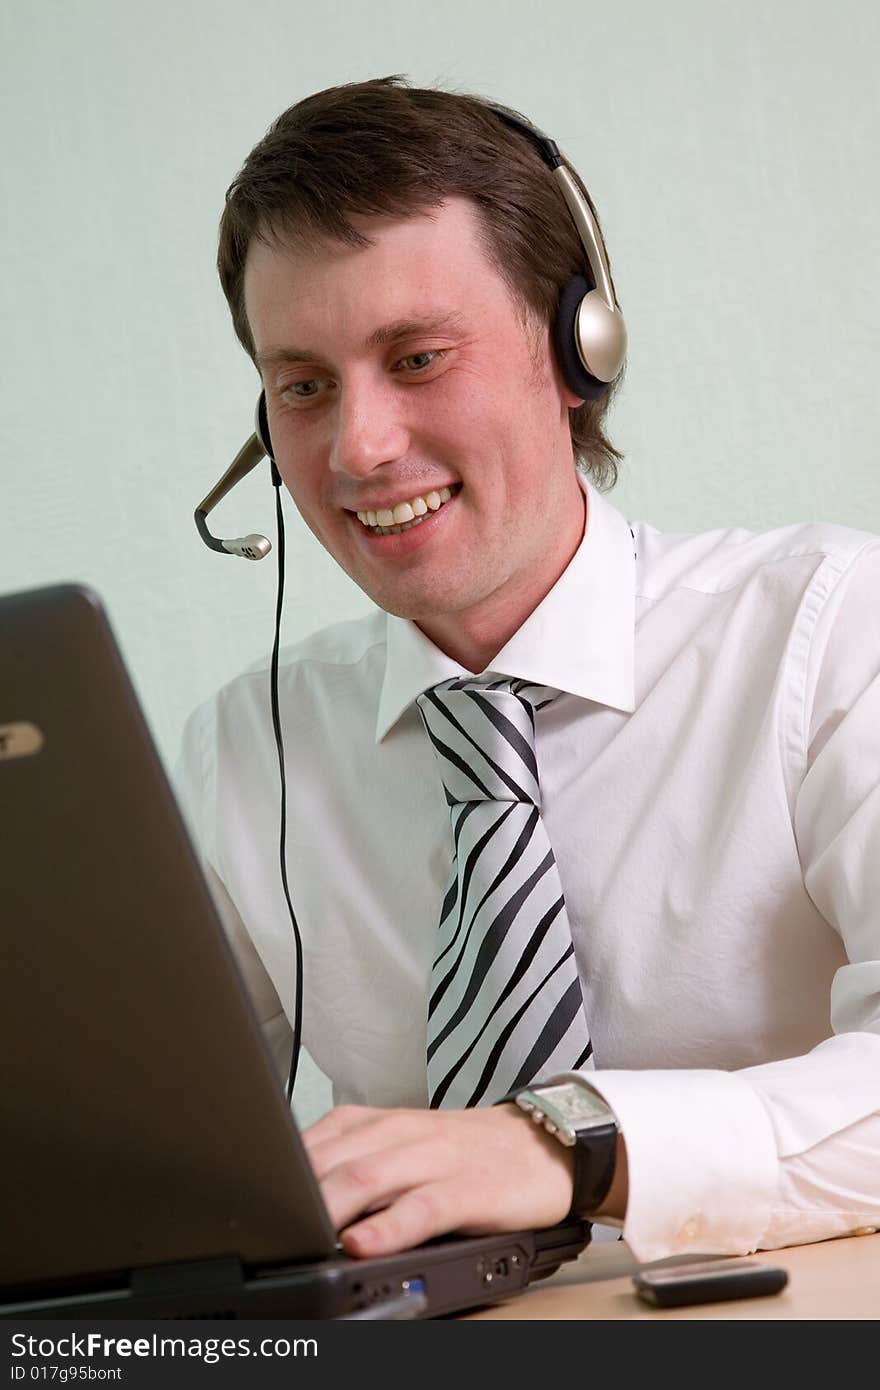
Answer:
[
  {"left": 0, "top": 583, "right": 338, "bottom": 1292},
  {"left": 0, "top": 583, "right": 589, "bottom": 1317}
]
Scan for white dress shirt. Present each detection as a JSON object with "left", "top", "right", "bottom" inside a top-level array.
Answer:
[{"left": 176, "top": 480, "right": 880, "bottom": 1262}]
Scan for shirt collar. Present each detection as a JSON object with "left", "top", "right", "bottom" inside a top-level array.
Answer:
[{"left": 376, "top": 475, "right": 636, "bottom": 741}]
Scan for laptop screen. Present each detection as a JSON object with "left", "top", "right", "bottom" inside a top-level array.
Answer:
[{"left": 1, "top": 583, "right": 337, "bottom": 1292}]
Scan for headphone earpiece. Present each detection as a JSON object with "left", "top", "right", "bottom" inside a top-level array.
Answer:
[
  {"left": 553, "top": 272, "right": 630, "bottom": 402},
  {"left": 553, "top": 275, "right": 610, "bottom": 402},
  {"left": 256, "top": 391, "right": 275, "bottom": 461}
]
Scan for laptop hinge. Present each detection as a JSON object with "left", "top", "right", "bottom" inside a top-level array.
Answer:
[{"left": 130, "top": 1257, "right": 244, "bottom": 1297}]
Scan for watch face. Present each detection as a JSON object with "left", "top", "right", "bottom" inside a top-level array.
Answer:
[
  {"left": 538, "top": 1082, "right": 611, "bottom": 1129},
  {"left": 515, "top": 1081, "right": 615, "bottom": 1144}
]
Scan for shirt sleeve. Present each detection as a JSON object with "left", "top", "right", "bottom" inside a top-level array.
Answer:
[
  {"left": 174, "top": 698, "right": 293, "bottom": 1087},
  {"left": 585, "top": 543, "right": 880, "bottom": 1263}
]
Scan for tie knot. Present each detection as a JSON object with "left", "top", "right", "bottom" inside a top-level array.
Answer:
[{"left": 416, "top": 677, "right": 556, "bottom": 806}]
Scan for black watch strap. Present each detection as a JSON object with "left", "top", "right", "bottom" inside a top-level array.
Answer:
[{"left": 569, "top": 1120, "right": 617, "bottom": 1218}]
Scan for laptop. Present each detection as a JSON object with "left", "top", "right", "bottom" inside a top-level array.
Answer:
[{"left": 0, "top": 583, "right": 590, "bottom": 1320}]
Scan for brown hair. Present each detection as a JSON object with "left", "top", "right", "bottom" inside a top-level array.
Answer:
[{"left": 217, "top": 76, "right": 624, "bottom": 488}]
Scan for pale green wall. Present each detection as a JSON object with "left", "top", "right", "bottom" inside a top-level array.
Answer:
[{"left": 2, "top": 0, "right": 878, "bottom": 1121}]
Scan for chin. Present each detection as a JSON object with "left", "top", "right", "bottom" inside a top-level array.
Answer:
[
  {"left": 368, "top": 584, "right": 471, "bottom": 624},
  {"left": 369, "top": 594, "right": 438, "bottom": 622}
]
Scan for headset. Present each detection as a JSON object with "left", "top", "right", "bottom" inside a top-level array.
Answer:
[{"left": 193, "top": 103, "right": 628, "bottom": 1103}]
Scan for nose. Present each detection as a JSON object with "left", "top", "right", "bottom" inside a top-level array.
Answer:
[{"left": 328, "top": 374, "right": 411, "bottom": 479}]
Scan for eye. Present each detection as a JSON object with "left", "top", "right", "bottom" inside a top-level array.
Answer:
[
  {"left": 277, "top": 376, "right": 336, "bottom": 408},
  {"left": 396, "top": 349, "right": 446, "bottom": 374},
  {"left": 289, "top": 379, "right": 323, "bottom": 398}
]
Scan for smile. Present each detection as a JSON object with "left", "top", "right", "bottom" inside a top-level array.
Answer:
[{"left": 355, "top": 485, "right": 461, "bottom": 535}]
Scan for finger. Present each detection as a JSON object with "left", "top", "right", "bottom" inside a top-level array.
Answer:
[
  {"left": 307, "top": 1109, "right": 439, "bottom": 1179},
  {"left": 301, "top": 1104, "right": 388, "bottom": 1153},
  {"left": 339, "top": 1178, "right": 472, "bottom": 1259},
  {"left": 319, "top": 1134, "right": 455, "bottom": 1234}
]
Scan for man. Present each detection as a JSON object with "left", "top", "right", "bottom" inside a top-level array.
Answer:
[{"left": 177, "top": 76, "right": 880, "bottom": 1265}]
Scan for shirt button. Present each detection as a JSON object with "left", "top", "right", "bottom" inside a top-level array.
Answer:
[{"left": 679, "top": 1218, "right": 700, "bottom": 1242}]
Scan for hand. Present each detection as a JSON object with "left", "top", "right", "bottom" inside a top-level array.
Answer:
[{"left": 301, "top": 1102, "right": 575, "bottom": 1258}]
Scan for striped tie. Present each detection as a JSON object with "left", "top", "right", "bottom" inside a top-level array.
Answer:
[{"left": 416, "top": 676, "right": 592, "bottom": 1109}]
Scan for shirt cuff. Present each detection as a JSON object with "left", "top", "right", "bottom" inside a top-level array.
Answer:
[{"left": 583, "top": 1068, "right": 779, "bottom": 1262}]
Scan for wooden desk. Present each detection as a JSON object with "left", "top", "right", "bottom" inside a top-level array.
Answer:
[{"left": 463, "top": 1231, "right": 880, "bottom": 1319}]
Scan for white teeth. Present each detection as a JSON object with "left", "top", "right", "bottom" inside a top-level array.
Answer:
[
  {"left": 356, "top": 484, "right": 459, "bottom": 532},
  {"left": 374, "top": 514, "right": 429, "bottom": 535}
]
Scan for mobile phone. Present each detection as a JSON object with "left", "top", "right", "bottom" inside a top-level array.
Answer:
[{"left": 632, "top": 1258, "right": 789, "bottom": 1308}]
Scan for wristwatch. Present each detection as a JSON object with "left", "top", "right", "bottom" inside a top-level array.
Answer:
[{"left": 512, "top": 1074, "right": 619, "bottom": 1220}]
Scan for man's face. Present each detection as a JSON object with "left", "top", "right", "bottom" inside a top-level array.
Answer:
[{"left": 244, "top": 197, "right": 585, "bottom": 660}]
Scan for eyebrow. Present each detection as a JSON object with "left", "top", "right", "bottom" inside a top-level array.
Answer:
[{"left": 255, "top": 312, "right": 469, "bottom": 372}]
